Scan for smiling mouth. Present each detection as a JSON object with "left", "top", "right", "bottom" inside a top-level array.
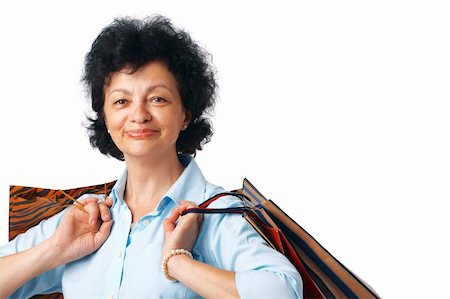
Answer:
[{"left": 126, "top": 129, "right": 158, "bottom": 138}]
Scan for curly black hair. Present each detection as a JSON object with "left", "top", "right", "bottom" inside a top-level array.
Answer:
[{"left": 82, "top": 15, "right": 217, "bottom": 160}]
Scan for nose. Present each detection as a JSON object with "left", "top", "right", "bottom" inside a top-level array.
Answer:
[{"left": 131, "top": 101, "right": 152, "bottom": 124}]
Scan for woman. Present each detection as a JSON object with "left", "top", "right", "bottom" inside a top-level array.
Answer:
[{"left": 0, "top": 15, "right": 302, "bottom": 299}]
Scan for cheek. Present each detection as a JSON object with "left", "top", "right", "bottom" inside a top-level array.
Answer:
[
  {"left": 105, "top": 111, "right": 126, "bottom": 129},
  {"left": 155, "top": 110, "right": 183, "bottom": 128}
]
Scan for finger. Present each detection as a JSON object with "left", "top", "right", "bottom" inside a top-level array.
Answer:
[
  {"left": 70, "top": 202, "right": 87, "bottom": 214},
  {"left": 178, "top": 202, "right": 200, "bottom": 219},
  {"left": 103, "top": 197, "right": 114, "bottom": 208},
  {"left": 176, "top": 204, "right": 195, "bottom": 216},
  {"left": 98, "top": 202, "right": 111, "bottom": 222},
  {"left": 166, "top": 207, "right": 181, "bottom": 223},
  {"left": 163, "top": 218, "right": 175, "bottom": 234},
  {"left": 178, "top": 201, "right": 203, "bottom": 225},
  {"left": 179, "top": 201, "right": 197, "bottom": 211},
  {"left": 94, "top": 218, "right": 113, "bottom": 246},
  {"left": 163, "top": 207, "right": 181, "bottom": 235},
  {"left": 77, "top": 197, "right": 100, "bottom": 206},
  {"left": 197, "top": 213, "right": 204, "bottom": 225},
  {"left": 179, "top": 201, "right": 198, "bottom": 213},
  {"left": 84, "top": 202, "right": 100, "bottom": 225}
]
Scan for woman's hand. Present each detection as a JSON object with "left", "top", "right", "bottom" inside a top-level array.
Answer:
[
  {"left": 0, "top": 197, "right": 114, "bottom": 298},
  {"left": 162, "top": 201, "right": 203, "bottom": 256},
  {"left": 50, "top": 197, "right": 114, "bottom": 264}
]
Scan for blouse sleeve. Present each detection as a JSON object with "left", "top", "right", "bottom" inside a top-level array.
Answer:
[
  {"left": 196, "top": 195, "right": 303, "bottom": 299},
  {"left": 0, "top": 209, "right": 67, "bottom": 298}
]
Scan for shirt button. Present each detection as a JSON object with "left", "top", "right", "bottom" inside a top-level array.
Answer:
[
  {"left": 142, "top": 219, "right": 151, "bottom": 227},
  {"left": 118, "top": 251, "right": 122, "bottom": 258}
]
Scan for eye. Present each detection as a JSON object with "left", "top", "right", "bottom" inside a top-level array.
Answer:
[
  {"left": 114, "top": 99, "right": 127, "bottom": 105},
  {"left": 151, "top": 96, "right": 167, "bottom": 104}
]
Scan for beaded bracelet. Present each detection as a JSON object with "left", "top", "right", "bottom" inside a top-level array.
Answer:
[{"left": 161, "top": 248, "right": 193, "bottom": 282}]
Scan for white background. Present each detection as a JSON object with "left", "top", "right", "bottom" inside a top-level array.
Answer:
[{"left": 0, "top": 0, "right": 448, "bottom": 298}]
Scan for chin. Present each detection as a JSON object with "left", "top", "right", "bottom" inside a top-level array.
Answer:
[
  {"left": 121, "top": 142, "right": 176, "bottom": 159},
  {"left": 124, "top": 147, "right": 170, "bottom": 158}
]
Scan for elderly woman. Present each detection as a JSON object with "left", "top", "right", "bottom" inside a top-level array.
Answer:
[{"left": 0, "top": 16, "right": 302, "bottom": 299}]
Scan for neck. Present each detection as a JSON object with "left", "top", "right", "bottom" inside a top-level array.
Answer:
[{"left": 124, "top": 151, "right": 185, "bottom": 215}]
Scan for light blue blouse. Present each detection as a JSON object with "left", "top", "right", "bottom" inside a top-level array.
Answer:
[{"left": 1, "top": 156, "right": 302, "bottom": 298}]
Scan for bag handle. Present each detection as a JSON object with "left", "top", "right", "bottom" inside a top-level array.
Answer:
[{"left": 181, "top": 192, "right": 275, "bottom": 234}]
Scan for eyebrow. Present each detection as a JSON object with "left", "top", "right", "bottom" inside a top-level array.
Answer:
[{"left": 107, "top": 84, "right": 171, "bottom": 97}]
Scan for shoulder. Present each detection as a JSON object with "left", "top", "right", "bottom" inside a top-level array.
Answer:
[{"left": 203, "top": 180, "right": 242, "bottom": 209}]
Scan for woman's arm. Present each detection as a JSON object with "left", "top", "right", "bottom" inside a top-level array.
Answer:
[
  {"left": 0, "top": 197, "right": 113, "bottom": 298},
  {"left": 0, "top": 235, "right": 62, "bottom": 298},
  {"left": 167, "top": 255, "right": 238, "bottom": 299},
  {"left": 162, "top": 201, "right": 239, "bottom": 299}
]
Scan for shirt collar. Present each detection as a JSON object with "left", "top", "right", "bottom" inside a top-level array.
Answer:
[
  {"left": 163, "top": 155, "right": 206, "bottom": 206},
  {"left": 111, "top": 155, "right": 207, "bottom": 209}
]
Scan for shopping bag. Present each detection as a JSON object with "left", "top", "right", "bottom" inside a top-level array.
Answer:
[
  {"left": 9, "top": 182, "right": 115, "bottom": 240},
  {"left": 183, "top": 178, "right": 380, "bottom": 299}
]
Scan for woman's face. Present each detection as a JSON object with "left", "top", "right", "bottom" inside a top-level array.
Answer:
[{"left": 103, "top": 61, "right": 191, "bottom": 160}]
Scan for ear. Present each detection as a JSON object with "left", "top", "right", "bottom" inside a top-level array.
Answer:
[
  {"left": 183, "top": 110, "right": 192, "bottom": 129},
  {"left": 102, "top": 112, "right": 110, "bottom": 133}
]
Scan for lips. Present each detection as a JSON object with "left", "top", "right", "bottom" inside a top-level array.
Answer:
[{"left": 125, "top": 128, "right": 158, "bottom": 138}]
